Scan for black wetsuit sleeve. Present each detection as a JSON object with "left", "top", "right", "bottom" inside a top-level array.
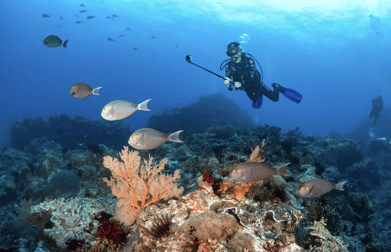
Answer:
[{"left": 224, "top": 65, "right": 235, "bottom": 91}]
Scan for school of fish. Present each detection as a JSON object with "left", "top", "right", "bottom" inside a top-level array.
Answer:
[{"left": 43, "top": 3, "right": 347, "bottom": 202}]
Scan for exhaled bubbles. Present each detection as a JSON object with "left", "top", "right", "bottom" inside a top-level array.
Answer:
[{"left": 239, "top": 34, "right": 250, "bottom": 52}]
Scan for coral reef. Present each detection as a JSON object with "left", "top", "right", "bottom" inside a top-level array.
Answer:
[
  {"left": 102, "top": 147, "right": 184, "bottom": 226},
  {"left": 7, "top": 114, "right": 131, "bottom": 151},
  {"left": 146, "top": 93, "right": 256, "bottom": 133},
  {"left": 96, "top": 218, "right": 127, "bottom": 244},
  {"left": 0, "top": 120, "right": 390, "bottom": 251},
  {"left": 42, "top": 170, "right": 81, "bottom": 199},
  {"left": 346, "top": 106, "right": 391, "bottom": 151}
]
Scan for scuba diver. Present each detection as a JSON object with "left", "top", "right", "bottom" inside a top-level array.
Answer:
[
  {"left": 369, "top": 95, "right": 383, "bottom": 128},
  {"left": 221, "top": 42, "right": 302, "bottom": 108},
  {"left": 368, "top": 137, "right": 391, "bottom": 156}
]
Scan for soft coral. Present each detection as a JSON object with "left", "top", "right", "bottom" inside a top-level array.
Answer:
[
  {"left": 102, "top": 147, "right": 184, "bottom": 226},
  {"left": 96, "top": 218, "right": 127, "bottom": 244}
]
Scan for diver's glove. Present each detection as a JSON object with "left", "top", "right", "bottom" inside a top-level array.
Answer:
[
  {"left": 234, "top": 82, "right": 242, "bottom": 88},
  {"left": 223, "top": 77, "right": 232, "bottom": 85}
]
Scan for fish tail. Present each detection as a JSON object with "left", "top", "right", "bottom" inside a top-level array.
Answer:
[
  {"left": 62, "top": 39, "right": 69, "bottom": 48},
  {"left": 276, "top": 163, "right": 289, "bottom": 176},
  {"left": 335, "top": 181, "right": 347, "bottom": 191},
  {"left": 92, "top": 87, "right": 102, "bottom": 95},
  {"left": 137, "top": 99, "right": 151, "bottom": 111},
  {"left": 168, "top": 130, "right": 183, "bottom": 143}
]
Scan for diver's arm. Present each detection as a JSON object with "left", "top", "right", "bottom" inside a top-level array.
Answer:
[{"left": 224, "top": 65, "right": 235, "bottom": 90}]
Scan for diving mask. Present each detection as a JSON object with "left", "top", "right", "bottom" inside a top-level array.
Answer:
[
  {"left": 226, "top": 47, "right": 239, "bottom": 57},
  {"left": 226, "top": 42, "right": 241, "bottom": 61},
  {"left": 227, "top": 49, "right": 241, "bottom": 62}
]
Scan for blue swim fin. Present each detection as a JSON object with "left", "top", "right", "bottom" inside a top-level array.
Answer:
[
  {"left": 252, "top": 96, "right": 263, "bottom": 109},
  {"left": 281, "top": 88, "right": 302, "bottom": 104}
]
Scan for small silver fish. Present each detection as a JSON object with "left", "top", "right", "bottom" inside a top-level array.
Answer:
[
  {"left": 299, "top": 179, "right": 346, "bottom": 198},
  {"left": 70, "top": 82, "right": 101, "bottom": 98},
  {"left": 230, "top": 162, "right": 289, "bottom": 183},
  {"left": 76, "top": 21, "right": 84, "bottom": 24},
  {"left": 128, "top": 128, "right": 183, "bottom": 150},
  {"left": 101, "top": 99, "right": 151, "bottom": 121},
  {"left": 108, "top": 37, "right": 114, "bottom": 41},
  {"left": 87, "top": 16, "right": 96, "bottom": 19},
  {"left": 42, "top": 14, "right": 50, "bottom": 18},
  {"left": 43, "top": 35, "right": 68, "bottom": 48},
  {"left": 80, "top": 10, "right": 88, "bottom": 13}
]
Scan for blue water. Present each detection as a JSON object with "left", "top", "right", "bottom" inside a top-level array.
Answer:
[{"left": 1, "top": 0, "right": 391, "bottom": 147}]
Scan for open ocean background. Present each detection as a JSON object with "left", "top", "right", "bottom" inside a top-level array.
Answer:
[{"left": 1, "top": 0, "right": 391, "bottom": 146}]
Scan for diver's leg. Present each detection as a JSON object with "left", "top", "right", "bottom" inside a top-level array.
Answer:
[
  {"left": 369, "top": 110, "right": 374, "bottom": 119},
  {"left": 245, "top": 88, "right": 264, "bottom": 109},
  {"left": 372, "top": 115, "right": 378, "bottom": 127},
  {"left": 259, "top": 82, "right": 279, "bottom": 102}
]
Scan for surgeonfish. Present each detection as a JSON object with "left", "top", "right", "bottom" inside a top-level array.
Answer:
[
  {"left": 43, "top": 35, "right": 68, "bottom": 48},
  {"left": 70, "top": 82, "right": 101, "bottom": 98},
  {"left": 101, "top": 99, "right": 151, "bottom": 121},
  {"left": 299, "top": 179, "right": 347, "bottom": 198},
  {"left": 128, "top": 128, "right": 183, "bottom": 150},
  {"left": 229, "top": 162, "right": 289, "bottom": 184}
]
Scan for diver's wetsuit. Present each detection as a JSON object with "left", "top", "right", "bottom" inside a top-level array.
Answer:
[
  {"left": 368, "top": 138, "right": 390, "bottom": 156},
  {"left": 369, "top": 96, "right": 383, "bottom": 127},
  {"left": 224, "top": 53, "right": 281, "bottom": 103}
]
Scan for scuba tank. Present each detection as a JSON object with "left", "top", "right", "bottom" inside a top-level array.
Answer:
[{"left": 220, "top": 52, "right": 264, "bottom": 84}]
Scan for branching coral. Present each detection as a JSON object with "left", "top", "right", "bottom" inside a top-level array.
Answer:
[{"left": 103, "top": 147, "right": 184, "bottom": 226}]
